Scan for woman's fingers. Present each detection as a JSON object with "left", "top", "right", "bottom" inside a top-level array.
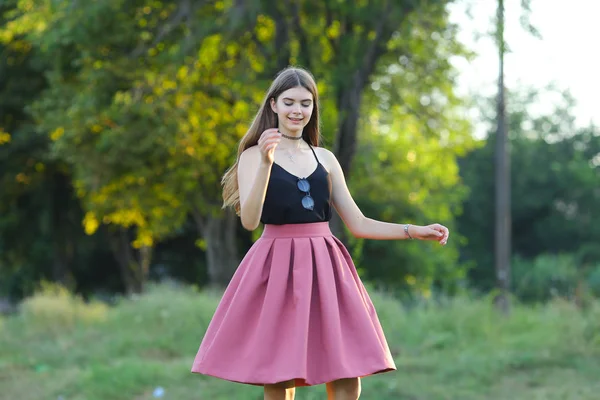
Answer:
[
  {"left": 261, "top": 137, "right": 281, "bottom": 147},
  {"left": 436, "top": 224, "right": 449, "bottom": 245},
  {"left": 413, "top": 224, "right": 450, "bottom": 245},
  {"left": 429, "top": 224, "right": 449, "bottom": 245},
  {"left": 261, "top": 138, "right": 281, "bottom": 151},
  {"left": 258, "top": 130, "right": 281, "bottom": 153},
  {"left": 258, "top": 128, "right": 280, "bottom": 145},
  {"left": 259, "top": 133, "right": 280, "bottom": 146}
]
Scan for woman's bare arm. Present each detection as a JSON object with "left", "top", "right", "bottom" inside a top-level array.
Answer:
[
  {"left": 320, "top": 148, "right": 449, "bottom": 244},
  {"left": 238, "top": 129, "right": 281, "bottom": 231}
]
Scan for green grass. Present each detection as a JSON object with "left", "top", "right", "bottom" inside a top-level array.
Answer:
[{"left": 1, "top": 283, "right": 599, "bottom": 400}]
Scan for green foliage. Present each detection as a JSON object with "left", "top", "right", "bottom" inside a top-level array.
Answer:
[
  {"left": 347, "top": 9, "right": 478, "bottom": 293},
  {"left": 588, "top": 268, "right": 600, "bottom": 298},
  {"left": 0, "top": 0, "right": 86, "bottom": 297},
  {"left": 18, "top": 282, "right": 108, "bottom": 333},
  {"left": 1, "top": 283, "right": 599, "bottom": 399},
  {"left": 0, "top": 0, "right": 267, "bottom": 294},
  {"left": 3, "top": 0, "right": 261, "bottom": 248},
  {"left": 458, "top": 88, "right": 600, "bottom": 290},
  {"left": 512, "top": 253, "right": 600, "bottom": 304},
  {"left": 0, "top": 0, "right": 477, "bottom": 296},
  {"left": 512, "top": 254, "right": 578, "bottom": 303}
]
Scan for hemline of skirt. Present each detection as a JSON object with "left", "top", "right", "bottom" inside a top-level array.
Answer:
[{"left": 190, "top": 365, "right": 397, "bottom": 387}]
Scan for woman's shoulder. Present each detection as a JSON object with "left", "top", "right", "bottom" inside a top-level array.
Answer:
[
  {"left": 313, "top": 147, "right": 337, "bottom": 163},
  {"left": 314, "top": 146, "right": 335, "bottom": 160},
  {"left": 240, "top": 145, "right": 260, "bottom": 160},
  {"left": 313, "top": 146, "right": 340, "bottom": 173},
  {"left": 239, "top": 145, "right": 261, "bottom": 168}
]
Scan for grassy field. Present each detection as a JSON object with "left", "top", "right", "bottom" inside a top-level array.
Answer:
[{"left": 1, "top": 283, "right": 599, "bottom": 400}]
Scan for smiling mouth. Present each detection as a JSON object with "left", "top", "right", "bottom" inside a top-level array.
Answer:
[{"left": 289, "top": 117, "right": 303, "bottom": 122}]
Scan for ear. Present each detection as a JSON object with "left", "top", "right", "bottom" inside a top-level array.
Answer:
[{"left": 270, "top": 97, "right": 277, "bottom": 114}]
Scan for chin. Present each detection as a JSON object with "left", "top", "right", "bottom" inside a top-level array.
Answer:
[{"left": 284, "top": 125, "right": 304, "bottom": 133}]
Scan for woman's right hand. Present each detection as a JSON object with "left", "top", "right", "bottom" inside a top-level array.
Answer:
[{"left": 257, "top": 128, "right": 282, "bottom": 165}]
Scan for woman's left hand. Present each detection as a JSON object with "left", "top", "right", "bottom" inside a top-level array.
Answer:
[{"left": 413, "top": 224, "right": 449, "bottom": 245}]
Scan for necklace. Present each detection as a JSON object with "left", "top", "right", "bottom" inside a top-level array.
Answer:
[
  {"left": 277, "top": 145, "right": 301, "bottom": 163},
  {"left": 285, "top": 148, "right": 299, "bottom": 163},
  {"left": 280, "top": 132, "right": 303, "bottom": 141},
  {"left": 286, "top": 150, "right": 295, "bottom": 163}
]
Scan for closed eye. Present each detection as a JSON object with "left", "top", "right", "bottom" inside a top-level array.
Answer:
[
  {"left": 282, "top": 97, "right": 313, "bottom": 106},
  {"left": 284, "top": 102, "right": 312, "bottom": 107}
]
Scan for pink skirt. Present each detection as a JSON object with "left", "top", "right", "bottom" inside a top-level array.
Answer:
[{"left": 191, "top": 222, "right": 396, "bottom": 387}]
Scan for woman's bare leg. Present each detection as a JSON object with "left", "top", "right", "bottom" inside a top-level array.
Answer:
[
  {"left": 326, "top": 377, "right": 361, "bottom": 400},
  {"left": 264, "top": 379, "right": 296, "bottom": 400}
]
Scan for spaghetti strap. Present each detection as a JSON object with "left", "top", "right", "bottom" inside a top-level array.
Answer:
[{"left": 308, "top": 143, "right": 320, "bottom": 163}]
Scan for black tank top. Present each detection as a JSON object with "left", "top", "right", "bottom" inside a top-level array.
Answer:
[{"left": 260, "top": 144, "right": 332, "bottom": 225}]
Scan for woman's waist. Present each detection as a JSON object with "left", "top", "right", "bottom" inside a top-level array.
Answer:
[{"left": 261, "top": 222, "right": 332, "bottom": 238}]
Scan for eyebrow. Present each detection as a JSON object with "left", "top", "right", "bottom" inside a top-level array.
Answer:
[{"left": 282, "top": 97, "right": 313, "bottom": 102}]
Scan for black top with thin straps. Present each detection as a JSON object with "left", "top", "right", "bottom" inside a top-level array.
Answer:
[{"left": 260, "top": 143, "right": 332, "bottom": 225}]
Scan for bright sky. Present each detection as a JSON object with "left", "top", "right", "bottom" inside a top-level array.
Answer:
[{"left": 449, "top": 0, "right": 599, "bottom": 134}]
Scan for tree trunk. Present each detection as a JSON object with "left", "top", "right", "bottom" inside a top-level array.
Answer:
[
  {"left": 107, "top": 227, "right": 147, "bottom": 295},
  {"left": 329, "top": 4, "right": 394, "bottom": 239},
  {"left": 494, "top": 0, "right": 511, "bottom": 315},
  {"left": 194, "top": 207, "right": 240, "bottom": 287},
  {"left": 52, "top": 236, "right": 75, "bottom": 289},
  {"left": 137, "top": 245, "right": 153, "bottom": 290},
  {"left": 333, "top": 78, "right": 365, "bottom": 178},
  {"left": 50, "top": 171, "right": 75, "bottom": 288}
]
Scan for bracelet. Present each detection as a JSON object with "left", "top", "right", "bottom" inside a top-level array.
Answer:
[{"left": 404, "top": 224, "right": 413, "bottom": 239}]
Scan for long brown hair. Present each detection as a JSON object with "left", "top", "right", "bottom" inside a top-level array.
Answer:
[{"left": 221, "top": 67, "right": 321, "bottom": 214}]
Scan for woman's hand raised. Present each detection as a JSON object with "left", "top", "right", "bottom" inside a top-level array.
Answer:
[
  {"left": 257, "top": 128, "right": 282, "bottom": 165},
  {"left": 412, "top": 224, "right": 449, "bottom": 245}
]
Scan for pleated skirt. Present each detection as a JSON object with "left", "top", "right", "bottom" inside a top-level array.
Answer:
[{"left": 191, "top": 222, "right": 396, "bottom": 387}]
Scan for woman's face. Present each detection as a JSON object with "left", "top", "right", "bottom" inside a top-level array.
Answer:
[{"left": 270, "top": 86, "right": 314, "bottom": 134}]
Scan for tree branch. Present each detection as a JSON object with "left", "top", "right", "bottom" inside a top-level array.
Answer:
[
  {"left": 269, "top": 2, "right": 292, "bottom": 73},
  {"left": 249, "top": 30, "right": 271, "bottom": 61},
  {"left": 323, "top": 0, "right": 339, "bottom": 54},
  {"left": 359, "top": 0, "right": 394, "bottom": 86},
  {"left": 287, "top": 0, "right": 311, "bottom": 69},
  {"left": 190, "top": 206, "right": 206, "bottom": 236},
  {"left": 129, "top": 0, "right": 193, "bottom": 58}
]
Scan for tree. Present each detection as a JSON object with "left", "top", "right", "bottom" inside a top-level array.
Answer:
[
  {"left": 494, "top": 0, "right": 510, "bottom": 313},
  {"left": 458, "top": 87, "right": 600, "bottom": 294},
  {"left": 492, "top": 0, "right": 541, "bottom": 313},
  {"left": 1, "top": 0, "right": 477, "bottom": 295},
  {"left": 345, "top": 10, "right": 477, "bottom": 295},
  {"left": 1, "top": 0, "right": 265, "bottom": 290},
  {"left": 0, "top": 0, "right": 86, "bottom": 297}
]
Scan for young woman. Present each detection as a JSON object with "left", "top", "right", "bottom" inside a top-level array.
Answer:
[{"left": 191, "top": 67, "right": 449, "bottom": 400}]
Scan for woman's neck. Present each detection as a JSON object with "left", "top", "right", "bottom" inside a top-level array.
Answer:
[
  {"left": 278, "top": 138, "right": 306, "bottom": 151},
  {"left": 278, "top": 125, "right": 303, "bottom": 136},
  {"left": 277, "top": 127, "right": 304, "bottom": 149}
]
